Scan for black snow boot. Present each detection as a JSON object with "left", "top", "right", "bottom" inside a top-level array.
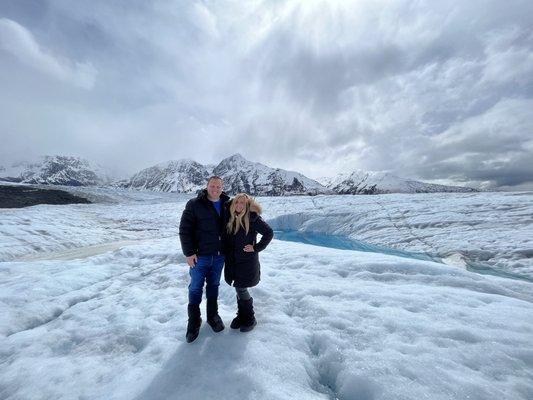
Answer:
[
  {"left": 239, "top": 298, "right": 257, "bottom": 333},
  {"left": 206, "top": 298, "right": 225, "bottom": 333},
  {"left": 230, "top": 296, "right": 242, "bottom": 329},
  {"left": 186, "top": 303, "right": 202, "bottom": 343}
]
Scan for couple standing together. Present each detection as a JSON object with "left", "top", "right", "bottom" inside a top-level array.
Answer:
[{"left": 179, "top": 176, "right": 274, "bottom": 343}]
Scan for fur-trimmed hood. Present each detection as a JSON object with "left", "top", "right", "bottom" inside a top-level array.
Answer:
[{"left": 249, "top": 197, "right": 262, "bottom": 215}]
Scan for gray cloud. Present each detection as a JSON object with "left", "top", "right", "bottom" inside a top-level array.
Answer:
[
  {"left": 0, "top": 0, "right": 532, "bottom": 189},
  {"left": 0, "top": 18, "right": 96, "bottom": 88}
]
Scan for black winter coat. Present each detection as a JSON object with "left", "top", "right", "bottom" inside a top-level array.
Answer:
[
  {"left": 179, "top": 190, "right": 230, "bottom": 257},
  {"left": 224, "top": 212, "right": 274, "bottom": 288}
]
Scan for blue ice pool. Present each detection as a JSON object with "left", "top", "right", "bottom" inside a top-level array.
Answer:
[
  {"left": 274, "top": 230, "right": 532, "bottom": 282},
  {"left": 274, "top": 230, "right": 439, "bottom": 262}
]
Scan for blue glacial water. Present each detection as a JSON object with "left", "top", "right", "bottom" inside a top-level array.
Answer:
[
  {"left": 274, "top": 230, "right": 439, "bottom": 262},
  {"left": 274, "top": 230, "right": 531, "bottom": 283}
]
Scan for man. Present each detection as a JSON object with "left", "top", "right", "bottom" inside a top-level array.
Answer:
[{"left": 179, "top": 176, "right": 230, "bottom": 343}]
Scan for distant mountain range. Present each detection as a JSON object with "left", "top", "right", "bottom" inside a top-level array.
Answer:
[
  {"left": 323, "top": 170, "right": 477, "bottom": 194},
  {"left": 118, "top": 159, "right": 211, "bottom": 193},
  {"left": 0, "top": 154, "right": 477, "bottom": 195},
  {"left": 120, "top": 154, "right": 328, "bottom": 196},
  {"left": 0, "top": 156, "right": 112, "bottom": 187}
]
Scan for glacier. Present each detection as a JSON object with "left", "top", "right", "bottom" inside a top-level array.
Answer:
[{"left": 0, "top": 187, "right": 532, "bottom": 399}]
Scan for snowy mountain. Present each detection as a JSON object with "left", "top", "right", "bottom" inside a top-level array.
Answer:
[
  {"left": 119, "top": 159, "right": 210, "bottom": 193},
  {"left": 0, "top": 156, "right": 111, "bottom": 187},
  {"left": 213, "top": 154, "right": 330, "bottom": 196},
  {"left": 2, "top": 154, "right": 477, "bottom": 195},
  {"left": 326, "top": 169, "right": 477, "bottom": 194},
  {"left": 121, "top": 154, "right": 330, "bottom": 196}
]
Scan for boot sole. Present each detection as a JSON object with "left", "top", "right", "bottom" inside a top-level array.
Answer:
[
  {"left": 240, "top": 321, "right": 257, "bottom": 333},
  {"left": 186, "top": 318, "right": 202, "bottom": 343},
  {"left": 207, "top": 316, "right": 225, "bottom": 332},
  {"left": 186, "top": 333, "right": 199, "bottom": 343},
  {"left": 230, "top": 318, "right": 241, "bottom": 329},
  {"left": 208, "top": 323, "right": 225, "bottom": 333}
]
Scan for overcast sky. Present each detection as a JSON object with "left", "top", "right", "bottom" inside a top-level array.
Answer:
[{"left": 1, "top": 0, "right": 532, "bottom": 189}]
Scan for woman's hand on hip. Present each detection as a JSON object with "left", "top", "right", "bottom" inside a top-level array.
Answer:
[{"left": 243, "top": 244, "right": 254, "bottom": 252}]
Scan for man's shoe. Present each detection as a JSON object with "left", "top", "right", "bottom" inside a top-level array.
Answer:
[
  {"left": 186, "top": 304, "right": 202, "bottom": 343},
  {"left": 206, "top": 298, "right": 225, "bottom": 333}
]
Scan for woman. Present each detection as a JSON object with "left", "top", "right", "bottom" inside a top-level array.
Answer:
[{"left": 224, "top": 193, "right": 274, "bottom": 332}]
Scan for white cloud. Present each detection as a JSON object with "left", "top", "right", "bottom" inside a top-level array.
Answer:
[
  {"left": 0, "top": 1, "right": 532, "bottom": 189},
  {"left": 0, "top": 18, "right": 96, "bottom": 89},
  {"left": 481, "top": 28, "right": 533, "bottom": 85}
]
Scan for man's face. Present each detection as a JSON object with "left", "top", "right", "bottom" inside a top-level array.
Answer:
[{"left": 207, "top": 178, "right": 223, "bottom": 200}]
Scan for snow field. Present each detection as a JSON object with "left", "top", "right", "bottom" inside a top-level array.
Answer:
[
  {"left": 1, "top": 239, "right": 187, "bottom": 399},
  {"left": 0, "top": 200, "right": 182, "bottom": 262},
  {"left": 255, "top": 241, "right": 533, "bottom": 400},
  {"left": 1, "top": 190, "right": 532, "bottom": 399},
  {"left": 1, "top": 237, "right": 532, "bottom": 399},
  {"left": 1, "top": 191, "right": 532, "bottom": 279},
  {"left": 260, "top": 192, "right": 533, "bottom": 279}
]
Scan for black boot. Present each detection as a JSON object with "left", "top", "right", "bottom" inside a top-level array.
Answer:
[
  {"left": 239, "top": 298, "right": 257, "bottom": 333},
  {"left": 186, "top": 303, "right": 202, "bottom": 343},
  {"left": 230, "top": 296, "right": 242, "bottom": 329},
  {"left": 206, "top": 298, "right": 225, "bottom": 333}
]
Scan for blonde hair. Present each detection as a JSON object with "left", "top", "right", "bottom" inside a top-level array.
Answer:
[{"left": 227, "top": 193, "right": 251, "bottom": 235}]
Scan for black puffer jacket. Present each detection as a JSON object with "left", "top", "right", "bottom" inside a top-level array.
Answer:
[
  {"left": 179, "top": 189, "right": 230, "bottom": 257},
  {"left": 224, "top": 199, "right": 274, "bottom": 288}
]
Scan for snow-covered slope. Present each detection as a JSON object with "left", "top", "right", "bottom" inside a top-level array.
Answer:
[
  {"left": 0, "top": 190, "right": 532, "bottom": 399},
  {"left": 326, "top": 170, "right": 476, "bottom": 194},
  {"left": 213, "top": 154, "right": 330, "bottom": 196},
  {"left": 260, "top": 192, "right": 533, "bottom": 279},
  {"left": 0, "top": 156, "right": 111, "bottom": 186},
  {"left": 1, "top": 155, "right": 477, "bottom": 195},
  {"left": 122, "top": 154, "right": 330, "bottom": 195},
  {"left": 120, "top": 160, "right": 210, "bottom": 193}
]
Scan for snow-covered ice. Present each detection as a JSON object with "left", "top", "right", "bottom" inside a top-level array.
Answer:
[
  {"left": 260, "top": 192, "right": 533, "bottom": 280},
  {"left": 1, "top": 188, "right": 532, "bottom": 399}
]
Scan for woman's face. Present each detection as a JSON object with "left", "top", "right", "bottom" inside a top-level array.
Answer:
[{"left": 235, "top": 197, "right": 247, "bottom": 214}]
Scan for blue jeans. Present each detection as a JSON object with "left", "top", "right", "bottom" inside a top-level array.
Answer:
[{"left": 188, "top": 255, "right": 225, "bottom": 305}]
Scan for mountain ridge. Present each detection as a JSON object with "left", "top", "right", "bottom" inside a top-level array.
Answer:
[{"left": 0, "top": 154, "right": 477, "bottom": 195}]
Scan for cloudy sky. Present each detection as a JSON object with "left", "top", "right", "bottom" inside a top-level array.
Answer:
[{"left": 0, "top": 0, "right": 532, "bottom": 189}]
